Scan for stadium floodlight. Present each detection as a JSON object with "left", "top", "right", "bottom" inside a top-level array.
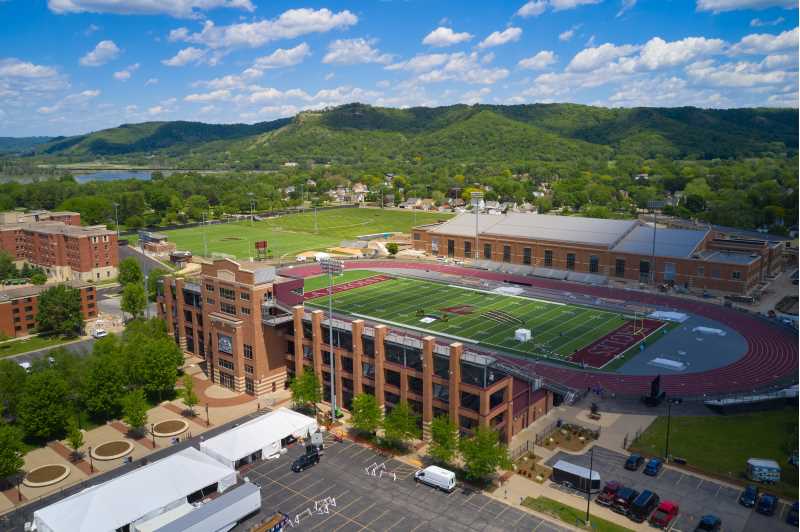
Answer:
[
  {"left": 320, "top": 258, "right": 344, "bottom": 422},
  {"left": 646, "top": 200, "right": 666, "bottom": 285},
  {"left": 471, "top": 192, "right": 484, "bottom": 261}
]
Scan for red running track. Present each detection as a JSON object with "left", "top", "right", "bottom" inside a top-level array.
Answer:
[
  {"left": 282, "top": 261, "right": 798, "bottom": 397},
  {"left": 571, "top": 319, "right": 664, "bottom": 368}
]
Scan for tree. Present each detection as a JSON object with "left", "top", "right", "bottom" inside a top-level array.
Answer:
[
  {"left": 18, "top": 370, "right": 70, "bottom": 440},
  {"left": 382, "top": 401, "right": 420, "bottom": 447},
  {"left": 0, "top": 360, "right": 27, "bottom": 418},
  {"left": 83, "top": 336, "right": 127, "bottom": 419},
  {"left": 459, "top": 426, "right": 511, "bottom": 482},
  {"left": 121, "top": 283, "right": 147, "bottom": 319},
  {"left": 289, "top": 370, "right": 321, "bottom": 412},
  {"left": 386, "top": 242, "right": 399, "bottom": 256},
  {"left": 350, "top": 393, "right": 382, "bottom": 436},
  {"left": 147, "top": 268, "right": 168, "bottom": 302},
  {"left": 122, "top": 389, "right": 149, "bottom": 435},
  {"left": 65, "top": 422, "right": 84, "bottom": 459},
  {"left": 429, "top": 415, "right": 459, "bottom": 465},
  {"left": 124, "top": 319, "right": 183, "bottom": 399},
  {"left": 181, "top": 374, "right": 199, "bottom": 415},
  {"left": 29, "top": 271, "right": 47, "bottom": 285},
  {"left": 0, "top": 424, "right": 25, "bottom": 482},
  {"left": 36, "top": 284, "right": 83, "bottom": 338},
  {"left": 118, "top": 257, "right": 143, "bottom": 286},
  {"left": 0, "top": 251, "right": 16, "bottom": 281}
]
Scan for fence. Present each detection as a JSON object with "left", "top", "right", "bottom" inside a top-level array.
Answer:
[{"left": 508, "top": 419, "right": 601, "bottom": 461}]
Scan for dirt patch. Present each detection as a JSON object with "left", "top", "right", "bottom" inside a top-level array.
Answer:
[
  {"left": 25, "top": 465, "right": 69, "bottom": 485},
  {"left": 514, "top": 453, "right": 552, "bottom": 483},
  {"left": 93, "top": 440, "right": 134, "bottom": 459},
  {"left": 541, "top": 425, "right": 597, "bottom": 452},
  {"left": 220, "top": 236, "right": 243, "bottom": 241},
  {"left": 153, "top": 419, "right": 189, "bottom": 437},
  {"left": 441, "top": 304, "right": 476, "bottom": 315}
]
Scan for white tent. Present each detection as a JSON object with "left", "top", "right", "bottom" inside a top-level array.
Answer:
[
  {"left": 200, "top": 407, "right": 318, "bottom": 469},
  {"left": 33, "top": 447, "right": 236, "bottom": 532}
]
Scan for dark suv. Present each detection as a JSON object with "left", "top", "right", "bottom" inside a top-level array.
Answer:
[
  {"left": 612, "top": 487, "right": 639, "bottom": 515},
  {"left": 739, "top": 485, "right": 759, "bottom": 508},
  {"left": 756, "top": 493, "right": 778, "bottom": 516},
  {"left": 291, "top": 450, "right": 320, "bottom": 472},
  {"left": 625, "top": 453, "right": 644, "bottom": 471}
]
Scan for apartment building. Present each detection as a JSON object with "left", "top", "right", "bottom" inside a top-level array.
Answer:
[
  {"left": 0, "top": 211, "right": 118, "bottom": 282},
  {"left": 0, "top": 282, "right": 97, "bottom": 337},
  {"left": 158, "top": 258, "right": 553, "bottom": 442}
]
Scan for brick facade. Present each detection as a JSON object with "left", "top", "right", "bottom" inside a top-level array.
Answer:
[{"left": 0, "top": 282, "right": 97, "bottom": 338}]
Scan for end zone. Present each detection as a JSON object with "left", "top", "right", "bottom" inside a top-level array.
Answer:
[{"left": 571, "top": 318, "right": 665, "bottom": 368}]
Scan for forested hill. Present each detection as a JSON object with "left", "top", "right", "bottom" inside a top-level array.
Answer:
[
  {"left": 20, "top": 103, "right": 799, "bottom": 167},
  {"left": 0, "top": 136, "right": 54, "bottom": 154}
]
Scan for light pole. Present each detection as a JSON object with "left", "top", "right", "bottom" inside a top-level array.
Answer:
[
  {"left": 205, "top": 402, "right": 210, "bottom": 427},
  {"left": 113, "top": 202, "right": 120, "bottom": 240},
  {"left": 320, "top": 257, "right": 343, "bottom": 423},
  {"left": 664, "top": 397, "right": 682, "bottom": 460},
  {"left": 471, "top": 191, "right": 483, "bottom": 261},
  {"left": 202, "top": 211, "right": 208, "bottom": 257},
  {"left": 646, "top": 200, "right": 665, "bottom": 285},
  {"left": 585, "top": 446, "right": 595, "bottom": 525},
  {"left": 150, "top": 423, "right": 156, "bottom": 448},
  {"left": 247, "top": 193, "right": 255, "bottom": 227},
  {"left": 88, "top": 446, "right": 94, "bottom": 473}
]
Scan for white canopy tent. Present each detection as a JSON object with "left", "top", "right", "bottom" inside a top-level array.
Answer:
[
  {"left": 200, "top": 407, "right": 318, "bottom": 469},
  {"left": 33, "top": 447, "right": 236, "bottom": 532}
]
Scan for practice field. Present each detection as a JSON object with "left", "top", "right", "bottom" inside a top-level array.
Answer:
[
  {"left": 131, "top": 208, "right": 449, "bottom": 259},
  {"left": 305, "top": 274, "right": 656, "bottom": 367}
]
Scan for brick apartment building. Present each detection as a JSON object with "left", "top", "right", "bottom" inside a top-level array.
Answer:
[
  {"left": 158, "top": 258, "right": 553, "bottom": 442},
  {"left": 0, "top": 210, "right": 118, "bottom": 282},
  {"left": 411, "top": 213, "right": 784, "bottom": 294},
  {"left": 0, "top": 282, "right": 97, "bottom": 338}
]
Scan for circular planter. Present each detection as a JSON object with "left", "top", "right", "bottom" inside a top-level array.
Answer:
[
  {"left": 91, "top": 440, "right": 134, "bottom": 460},
  {"left": 153, "top": 419, "right": 189, "bottom": 438},
  {"left": 24, "top": 464, "right": 70, "bottom": 487}
]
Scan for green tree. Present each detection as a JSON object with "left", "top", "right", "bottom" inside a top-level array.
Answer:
[
  {"left": 83, "top": 336, "right": 127, "bottom": 419},
  {"left": 124, "top": 319, "right": 183, "bottom": 399},
  {"left": 65, "top": 422, "right": 84, "bottom": 459},
  {"left": 122, "top": 389, "right": 149, "bottom": 435},
  {"left": 121, "top": 283, "right": 147, "bottom": 319},
  {"left": 386, "top": 242, "right": 399, "bottom": 256},
  {"left": 29, "top": 271, "right": 47, "bottom": 285},
  {"left": 0, "top": 424, "right": 25, "bottom": 481},
  {"left": 0, "top": 360, "right": 27, "bottom": 418},
  {"left": 459, "top": 426, "right": 511, "bottom": 482},
  {"left": 146, "top": 268, "right": 168, "bottom": 302},
  {"left": 36, "top": 284, "right": 83, "bottom": 338},
  {"left": 351, "top": 393, "right": 382, "bottom": 436},
  {"left": 181, "top": 374, "right": 199, "bottom": 415},
  {"left": 0, "top": 250, "right": 16, "bottom": 281},
  {"left": 18, "top": 370, "right": 70, "bottom": 440},
  {"left": 429, "top": 415, "right": 459, "bottom": 465},
  {"left": 289, "top": 370, "right": 321, "bottom": 413},
  {"left": 382, "top": 401, "right": 420, "bottom": 447},
  {"left": 118, "top": 257, "right": 143, "bottom": 286}
]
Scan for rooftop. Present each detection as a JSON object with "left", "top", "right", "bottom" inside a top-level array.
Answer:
[
  {"left": 1, "top": 221, "right": 114, "bottom": 237},
  {"left": 695, "top": 249, "right": 759, "bottom": 265},
  {"left": 0, "top": 281, "right": 91, "bottom": 302},
  {"left": 611, "top": 225, "right": 708, "bottom": 258}
]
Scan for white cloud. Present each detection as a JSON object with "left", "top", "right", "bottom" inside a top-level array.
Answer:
[
  {"left": 550, "top": 0, "right": 602, "bottom": 10},
  {"left": 38, "top": 89, "right": 100, "bottom": 114},
  {"left": 185, "top": 89, "right": 232, "bottom": 102},
  {"left": 461, "top": 87, "right": 490, "bottom": 104},
  {"left": 761, "top": 53, "right": 796, "bottom": 68},
  {"left": 568, "top": 43, "right": 639, "bottom": 71},
  {"left": 113, "top": 63, "right": 139, "bottom": 81},
  {"left": 84, "top": 23, "right": 100, "bottom": 36},
  {"left": 169, "top": 8, "right": 357, "bottom": 50},
  {"left": 638, "top": 36, "right": 726, "bottom": 70},
  {"left": 386, "top": 53, "right": 450, "bottom": 72},
  {"left": 0, "top": 58, "right": 57, "bottom": 78},
  {"left": 518, "top": 50, "right": 557, "bottom": 70},
  {"left": 324, "top": 73, "right": 335, "bottom": 81},
  {"left": 148, "top": 105, "right": 166, "bottom": 116},
  {"left": 48, "top": 0, "right": 255, "bottom": 19},
  {"left": 696, "top": 0, "right": 797, "bottom": 13},
  {"left": 686, "top": 58, "right": 794, "bottom": 87},
  {"left": 145, "top": 77, "right": 158, "bottom": 85},
  {"left": 750, "top": 16, "right": 785, "bottom": 26},
  {"left": 606, "top": 75, "right": 731, "bottom": 107},
  {"left": 253, "top": 43, "right": 310, "bottom": 69},
  {"left": 422, "top": 27, "right": 473, "bottom": 47},
  {"left": 413, "top": 52, "right": 509, "bottom": 85},
  {"left": 200, "top": 105, "right": 217, "bottom": 114},
  {"left": 478, "top": 27, "right": 522, "bottom": 49},
  {"left": 80, "top": 40, "right": 120, "bottom": 66},
  {"left": 617, "top": 0, "right": 637, "bottom": 17},
  {"left": 322, "top": 38, "right": 393, "bottom": 65},
  {"left": 162, "top": 47, "right": 206, "bottom": 66},
  {"left": 516, "top": 1, "right": 547, "bottom": 17},
  {"left": 730, "top": 27, "right": 799, "bottom": 55},
  {"left": 559, "top": 28, "right": 577, "bottom": 41}
]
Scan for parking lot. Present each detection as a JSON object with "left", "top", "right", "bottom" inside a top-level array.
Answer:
[
  {"left": 238, "top": 435, "right": 569, "bottom": 531},
  {"left": 546, "top": 448, "right": 795, "bottom": 532}
]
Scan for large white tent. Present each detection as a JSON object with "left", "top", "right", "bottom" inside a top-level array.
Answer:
[
  {"left": 33, "top": 447, "right": 236, "bottom": 532},
  {"left": 200, "top": 407, "right": 317, "bottom": 469}
]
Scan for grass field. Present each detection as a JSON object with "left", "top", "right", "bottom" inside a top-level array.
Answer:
[
  {"left": 305, "top": 274, "right": 628, "bottom": 363},
  {"left": 522, "top": 496, "right": 632, "bottom": 532},
  {"left": 132, "top": 208, "right": 449, "bottom": 259},
  {"left": 630, "top": 406, "right": 798, "bottom": 499}
]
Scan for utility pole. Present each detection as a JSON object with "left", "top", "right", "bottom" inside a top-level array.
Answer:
[
  {"left": 314, "top": 207, "right": 318, "bottom": 234},
  {"left": 202, "top": 211, "right": 208, "bottom": 257},
  {"left": 471, "top": 191, "right": 483, "bottom": 261},
  {"left": 665, "top": 397, "right": 682, "bottom": 460},
  {"left": 113, "top": 202, "right": 120, "bottom": 240},
  {"left": 585, "top": 446, "right": 595, "bottom": 525},
  {"left": 247, "top": 192, "right": 255, "bottom": 227},
  {"left": 320, "top": 258, "right": 343, "bottom": 423}
]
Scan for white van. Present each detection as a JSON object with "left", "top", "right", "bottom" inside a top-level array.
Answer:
[{"left": 414, "top": 465, "right": 456, "bottom": 493}]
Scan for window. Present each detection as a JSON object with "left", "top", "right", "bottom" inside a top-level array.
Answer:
[
  {"left": 697, "top": 266, "right": 705, "bottom": 277},
  {"left": 544, "top": 250, "right": 553, "bottom": 267},
  {"left": 205, "top": 283, "right": 214, "bottom": 291},
  {"left": 240, "top": 292, "right": 250, "bottom": 301},
  {"left": 615, "top": 258, "right": 626, "bottom": 277},
  {"left": 566, "top": 253, "right": 576, "bottom": 271},
  {"left": 241, "top": 307, "right": 251, "bottom": 315},
  {"left": 589, "top": 256, "right": 599, "bottom": 273},
  {"left": 184, "top": 310, "right": 193, "bottom": 322},
  {"left": 219, "top": 359, "right": 234, "bottom": 370},
  {"left": 219, "top": 287, "right": 235, "bottom": 300},
  {"left": 523, "top": 247, "right": 532, "bottom": 265},
  {"left": 413, "top": 232, "right": 421, "bottom": 241},
  {"left": 244, "top": 344, "right": 253, "bottom": 359},
  {"left": 502, "top": 245, "right": 511, "bottom": 263},
  {"left": 245, "top": 364, "right": 254, "bottom": 374},
  {"left": 483, "top": 243, "right": 492, "bottom": 260},
  {"left": 245, "top": 378, "right": 255, "bottom": 394},
  {"left": 220, "top": 302, "right": 236, "bottom": 315},
  {"left": 24, "top": 306, "right": 32, "bottom": 312},
  {"left": 464, "top": 241, "right": 472, "bottom": 257},
  {"left": 206, "top": 297, "right": 215, "bottom": 305},
  {"left": 447, "top": 239, "right": 455, "bottom": 257},
  {"left": 711, "top": 269, "right": 720, "bottom": 279},
  {"left": 732, "top": 271, "right": 741, "bottom": 280},
  {"left": 639, "top": 260, "right": 651, "bottom": 281}
]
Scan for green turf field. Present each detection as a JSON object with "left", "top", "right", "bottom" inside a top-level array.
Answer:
[
  {"left": 132, "top": 208, "right": 449, "bottom": 259},
  {"left": 305, "top": 275, "right": 628, "bottom": 362}
]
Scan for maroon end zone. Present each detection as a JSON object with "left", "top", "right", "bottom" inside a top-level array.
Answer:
[
  {"left": 571, "top": 319, "right": 665, "bottom": 368},
  {"left": 303, "top": 274, "right": 392, "bottom": 300}
]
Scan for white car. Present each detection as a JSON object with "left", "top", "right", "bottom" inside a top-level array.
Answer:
[
  {"left": 18, "top": 361, "right": 31, "bottom": 373},
  {"left": 92, "top": 328, "right": 108, "bottom": 339}
]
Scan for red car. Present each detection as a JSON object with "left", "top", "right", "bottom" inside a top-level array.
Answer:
[
  {"left": 650, "top": 501, "right": 679, "bottom": 528},
  {"left": 596, "top": 481, "right": 622, "bottom": 507}
]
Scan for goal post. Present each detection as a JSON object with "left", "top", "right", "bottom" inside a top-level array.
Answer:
[{"left": 632, "top": 311, "right": 645, "bottom": 337}]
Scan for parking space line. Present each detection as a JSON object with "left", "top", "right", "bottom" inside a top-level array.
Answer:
[
  {"left": 350, "top": 501, "right": 377, "bottom": 521},
  {"left": 385, "top": 516, "right": 406, "bottom": 531},
  {"left": 713, "top": 484, "right": 721, "bottom": 497},
  {"left": 264, "top": 477, "right": 367, "bottom": 531},
  {"left": 361, "top": 508, "right": 391, "bottom": 529},
  {"left": 695, "top": 478, "right": 703, "bottom": 489}
]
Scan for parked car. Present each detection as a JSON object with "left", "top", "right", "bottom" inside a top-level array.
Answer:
[
  {"left": 624, "top": 453, "right": 644, "bottom": 471},
  {"left": 414, "top": 465, "right": 456, "bottom": 492},
  {"left": 787, "top": 502, "right": 799, "bottom": 526},
  {"left": 629, "top": 490, "right": 660, "bottom": 523},
  {"left": 756, "top": 493, "right": 778, "bottom": 516},
  {"left": 17, "top": 361, "right": 31, "bottom": 373},
  {"left": 595, "top": 481, "right": 621, "bottom": 507},
  {"left": 739, "top": 484, "right": 759, "bottom": 508},
  {"left": 93, "top": 328, "right": 108, "bottom": 338},
  {"left": 643, "top": 457, "right": 663, "bottom": 476},
  {"left": 611, "top": 487, "right": 639, "bottom": 515},
  {"left": 695, "top": 515, "right": 721, "bottom": 531},
  {"left": 291, "top": 450, "right": 319, "bottom": 472},
  {"left": 649, "top": 501, "right": 679, "bottom": 528}
]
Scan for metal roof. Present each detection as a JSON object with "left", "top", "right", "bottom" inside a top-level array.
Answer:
[
  {"left": 695, "top": 250, "right": 759, "bottom": 265},
  {"left": 612, "top": 225, "right": 708, "bottom": 258}
]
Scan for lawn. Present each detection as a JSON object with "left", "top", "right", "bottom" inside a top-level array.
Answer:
[
  {"left": 306, "top": 275, "right": 628, "bottom": 363},
  {"left": 630, "top": 406, "right": 798, "bottom": 499},
  {"left": 0, "top": 335, "right": 75, "bottom": 358},
  {"left": 522, "top": 496, "right": 633, "bottom": 532},
  {"left": 132, "top": 208, "right": 449, "bottom": 260}
]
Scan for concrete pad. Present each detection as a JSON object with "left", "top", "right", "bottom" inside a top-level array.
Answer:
[
  {"left": 83, "top": 425, "right": 150, "bottom": 473},
  {"left": 20, "top": 446, "right": 88, "bottom": 501}
]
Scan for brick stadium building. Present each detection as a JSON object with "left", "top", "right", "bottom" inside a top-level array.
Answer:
[
  {"left": 0, "top": 211, "right": 118, "bottom": 282},
  {"left": 0, "top": 282, "right": 97, "bottom": 337},
  {"left": 158, "top": 258, "right": 554, "bottom": 442},
  {"left": 412, "top": 213, "right": 785, "bottom": 294}
]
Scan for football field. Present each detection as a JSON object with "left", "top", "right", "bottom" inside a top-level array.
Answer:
[{"left": 305, "top": 274, "right": 634, "bottom": 364}]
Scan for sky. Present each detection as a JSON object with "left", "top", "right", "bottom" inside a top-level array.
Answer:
[{"left": 0, "top": 0, "right": 797, "bottom": 136}]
